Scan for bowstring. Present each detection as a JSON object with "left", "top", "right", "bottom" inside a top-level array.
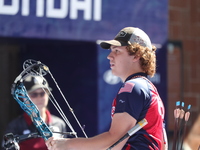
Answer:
[
  {"left": 29, "top": 66, "right": 88, "bottom": 138},
  {"left": 48, "top": 71, "right": 88, "bottom": 138},
  {"left": 32, "top": 73, "right": 78, "bottom": 138},
  {"left": 47, "top": 90, "right": 77, "bottom": 137}
]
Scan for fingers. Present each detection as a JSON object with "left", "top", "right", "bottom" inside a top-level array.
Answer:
[
  {"left": 46, "top": 137, "right": 68, "bottom": 150},
  {"left": 46, "top": 137, "right": 53, "bottom": 145},
  {"left": 46, "top": 137, "right": 55, "bottom": 150}
]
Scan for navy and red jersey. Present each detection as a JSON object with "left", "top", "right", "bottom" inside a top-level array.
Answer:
[{"left": 111, "top": 72, "right": 165, "bottom": 150}]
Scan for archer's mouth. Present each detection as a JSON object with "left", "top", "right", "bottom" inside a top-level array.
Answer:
[{"left": 110, "top": 63, "right": 115, "bottom": 68}]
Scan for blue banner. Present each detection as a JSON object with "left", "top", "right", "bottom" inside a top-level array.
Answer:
[
  {"left": 0, "top": 0, "right": 168, "bottom": 135},
  {"left": 0, "top": 0, "right": 167, "bottom": 44}
]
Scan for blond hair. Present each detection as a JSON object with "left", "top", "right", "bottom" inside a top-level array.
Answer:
[{"left": 127, "top": 44, "right": 157, "bottom": 77}]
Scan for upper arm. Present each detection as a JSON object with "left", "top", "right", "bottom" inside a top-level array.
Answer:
[{"left": 108, "top": 112, "right": 137, "bottom": 150}]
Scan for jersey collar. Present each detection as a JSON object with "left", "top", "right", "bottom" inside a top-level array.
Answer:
[{"left": 125, "top": 72, "right": 147, "bottom": 82}]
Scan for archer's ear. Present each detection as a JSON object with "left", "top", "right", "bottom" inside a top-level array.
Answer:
[{"left": 132, "top": 55, "right": 140, "bottom": 62}]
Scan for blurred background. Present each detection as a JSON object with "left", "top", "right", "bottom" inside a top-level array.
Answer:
[{"left": 0, "top": 0, "right": 199, "bottom": 149}]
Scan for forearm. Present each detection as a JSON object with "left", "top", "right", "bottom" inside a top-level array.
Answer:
[
  {"left": 66, "top": 131, "right": 123, "bottom": 150},
  {"left": 46, "top": 113, "right": 135, "bottom": 150}
]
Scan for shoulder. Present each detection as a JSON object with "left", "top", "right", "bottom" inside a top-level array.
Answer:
[
  {"left": 119, "top": 78, "right": 148, "bottom": 94},
  {"left": 128, "top": 77, "right": 150, "bottom": 91},
  {"left": 118, "top": 81, "right": 135, "bottom": 94},
  {"left": 5, "top": 115, "right": 27, "bottom": 134},
  {"left": 8, "top": 115, "right": 25, "bottom": 125}
]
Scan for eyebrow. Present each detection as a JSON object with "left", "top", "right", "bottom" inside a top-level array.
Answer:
[{"left": 110, "top": 46, "right": 118, "bottom": 50}]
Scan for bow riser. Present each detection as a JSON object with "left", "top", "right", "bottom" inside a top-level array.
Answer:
[{"left": 12, "top": 81, "right": 53, "bottom": 140}]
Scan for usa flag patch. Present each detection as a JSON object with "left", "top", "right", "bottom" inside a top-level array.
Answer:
[{"left": 118, "top": 82, "right": 135, "bottom": 94}]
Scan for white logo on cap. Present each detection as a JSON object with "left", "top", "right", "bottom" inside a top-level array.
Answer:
[
  {"left": 133, "top": 36, "right": 145, "bottom": 46},
  {"left": 117, "top": 31, "right": 127, "bottom": 37},
  {"left": 130, "top": 28, "right": 152, "bottom": 49}
]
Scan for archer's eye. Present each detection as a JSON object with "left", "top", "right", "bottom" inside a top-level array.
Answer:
[{"left": 115, "top": 49, "right": 119, "bottom": 53}]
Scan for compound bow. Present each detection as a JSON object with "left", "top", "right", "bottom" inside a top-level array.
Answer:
[{"left": 4, "top": 59, "right": 87, "bottom": 149}]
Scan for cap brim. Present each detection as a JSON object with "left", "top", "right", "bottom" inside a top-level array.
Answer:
[{"left": 100, "top": 40, "right": 129, "bottom": 49}]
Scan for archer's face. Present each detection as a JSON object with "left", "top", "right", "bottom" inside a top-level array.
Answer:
[
  {"left": 28, "top": 88, "right": 49, "bottom": 111},
  {"left": 107, "top": 45, "right": 135, "bottom": 82}
]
